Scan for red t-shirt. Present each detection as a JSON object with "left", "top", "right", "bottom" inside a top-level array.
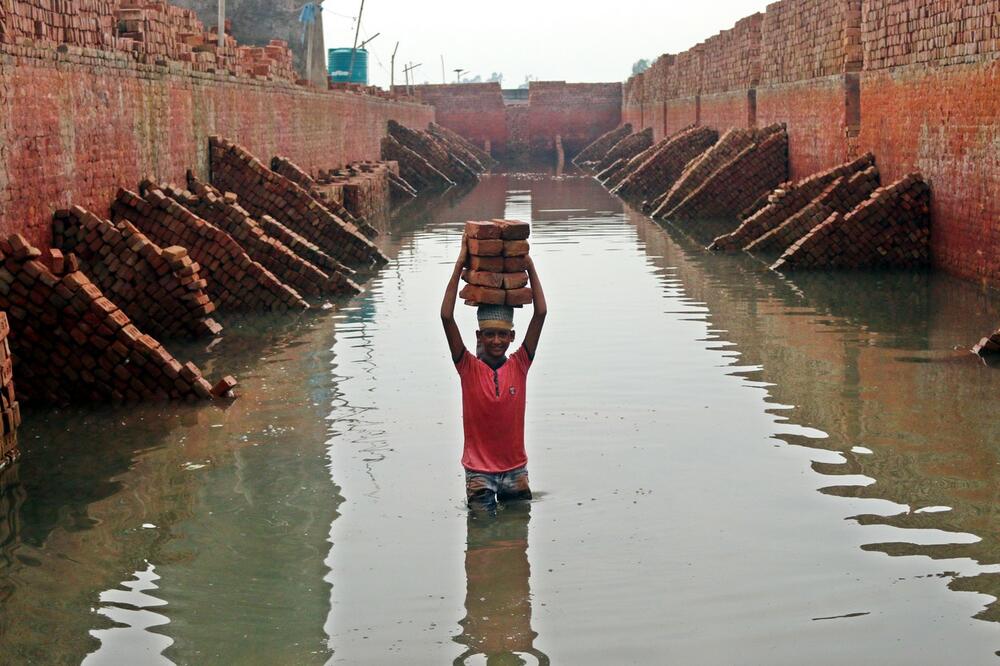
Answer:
[{"left": 455, "top": 346, "right": 532, "bottom": 473}]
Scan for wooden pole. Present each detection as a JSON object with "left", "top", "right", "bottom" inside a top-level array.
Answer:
[
  {"left": 348, "top": 0, "right": 365, "bottom": 80},
  {"left": 217, "top": 0, "right": 225, "bottom": 48},
  {"left": 390, "top": 41, "right": 399, "bottom": 89}
]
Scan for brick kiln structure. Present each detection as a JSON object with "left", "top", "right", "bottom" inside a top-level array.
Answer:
[
  {"left": 617, "top": 0, "right": 999, "bottom": 288},
  {"left": 612, "top": 126, "right": 719, "bottom": 210}
]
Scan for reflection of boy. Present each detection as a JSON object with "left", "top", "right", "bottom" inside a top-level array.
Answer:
[{"left": 441, "top": 234, "right": 547, "bottom": 512}]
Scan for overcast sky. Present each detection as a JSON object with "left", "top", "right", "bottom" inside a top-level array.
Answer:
[{"left": 321, "top": 1, "right": 771, "bottom": 89}]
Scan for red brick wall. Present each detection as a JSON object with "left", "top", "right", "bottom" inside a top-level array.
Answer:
[
  {"left": 756, "top": 76, "right": 849, "bottom": 179},
  {"left": 402, "top": 83, "right": 507, "bottom": 154},
  {"left": 622, "top": 73, "right": 645, "bottom": 128},
  {"left": 664, "top": 97, "right": 700, "bottom": 137},
  {"left": 527, "top": 82, "right": 622, "bottom": 157},
  {"left": 860, "top": 63, "right": 1000, "bottom": 285},
  {"left": 699, "top": 91, "right": 753, "bottom": 134},
  {"left": 0, "top": 46, "right": 434, "bottom": 247}
]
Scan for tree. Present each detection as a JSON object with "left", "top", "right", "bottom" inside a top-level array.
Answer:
[
  {"left": 631, "top": 59, "right": 651, "bottom": 75},
  {"left": 487, "top": 72, "right": 503, "bottom": 84}
]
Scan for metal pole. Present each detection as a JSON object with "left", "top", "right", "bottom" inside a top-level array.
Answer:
[
  {"left": 348, "top": 0, "right": 365, "bottom": 80},
  {"left": 441, "top": 55, "right": 445, "bottom": 84},
  {"left": 390, "top": 41, "right": 399, "bottom": 89},
  {"left": 217, "top": 0, "right": 225, "bottom": 48}
]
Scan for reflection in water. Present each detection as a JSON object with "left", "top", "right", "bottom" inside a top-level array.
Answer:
[
  {"left": 84, "top": 562, "right": 171, "bottom": 665},
  {"left": 453, "top": 505, "right": 549, "bottom": 666},
  {"left": 626, "top": 206, "right": 1000, "bottom": 625}
]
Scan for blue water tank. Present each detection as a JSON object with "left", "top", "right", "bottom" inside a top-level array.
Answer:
[{"left": 328, "top": 48, "right": 368, "bottom": 84}]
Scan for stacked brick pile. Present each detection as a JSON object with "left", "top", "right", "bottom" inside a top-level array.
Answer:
[
  {"left": 426, "top": 124, "right": 487, "bottom": 174},
  {"left": 429, "top": 122, "right": 496, "bottom": 168},
  {"left": 112, "top": 188, "right": 308, "bottom": 311},
  {"left": 771, "top": 173, "right": 930, "bottom": 271},
  {"left": 709, "top": 153, "right": 877, "bottom": 251},
  {"left": 459, "top": 221, "right": 533, "bottom": 307},
  {"left": 0, "top": 233, "right": 233, "bottom": 404},
  {"left": 596, "top": 158, "right": 628, "bottom": 186},
  {"left": 863, "top": 0, "right": 1000, "bottom": 70},
  {"left": 594, "top": 127, "right": 654, "bottom": 175},
  {"left": 662, "top": 126, "right": 788, "bottom": 222},
  {"left": 387, "top": 121, "right": 481, "bottom": 185},
  {"left": 236, "top": 40, "right": 296, "bottom": 80},
  {"left": 699, "top": 13, "right": 763, "bottom": 93},
  {"left": 53, "top": 205, "right": 223, "bottom": 339},
  {"left": 973, "top": 328, "right": 1000, "bottom": 358},
  {"left": 0, "top": 313, "right": 19, "bottom": 466},
  {"left": 387, "top": 170, "right": 418, "bottom": 204},
  {"left": 269, "top": 156, "right": 381, "bottom": 239},
  {"left": 255, "top": 214, "right": 356, "bottom": 283},
  {"left": 0, "top": 0, "right": 117, "bottom": 49},
  {"left": 651, "top": 125, "right": 783, "bottom": 219},
  {"left": 747, "top": 166, "right": 880, "bottom": 253},
  {"left": 156, "top": 180, "right": 358, "bottom": 298},
  {"left": 612, "top": 126, "right": 719, "bottom": 210},
  {"left": 573, "top": 124, "right": 633, "bottom": 167},
  {"left": 209, "top": 137, "right": 388, "bottom": 268},
  {"left": 381, "top": 136, "right": 455, "bottom": 192},
  {"left": 602, "top": 142, "right": 655, "bottom": 190},
  {"left": 759, "top": 0, "right": 859, "bottom": 85}
]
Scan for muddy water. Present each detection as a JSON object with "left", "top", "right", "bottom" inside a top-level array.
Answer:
[{"left": 2, "top": 174, "right": 1000, "bottom": 663}]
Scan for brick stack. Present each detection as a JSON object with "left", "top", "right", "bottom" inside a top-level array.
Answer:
[
  {"left": 699, "top": 13, "right": 763, "bottom": 94},
  {"left": 661, "top": 126, "right": 788, "bottom": 223},
  {"left": 111, "top": 188, "right": 309, "bottom": 311},
  {"left": 387, "top": 170, "right": 418, "bottom": 204},
  {"left": 771, "top": 173, "right": 930, "bottom": 271},
  {"left": 596, "top": 158, "right": 627, "bottom": 185},
  {"left": 236, "top": 39, "right": 296, "bottom": 81},
  {"left": 709, "top": 153, "right": 877, "bottom": 251},
  {"left": 973, "top": 328, "right": 1000, "bottom": 358},
  {"left": 426, "top": 123, "right": 486, "bottom": 173},
  {"left": 157, "top": 179, "right": 360, "bottom": 298},
  {"left": 574, "top": 124, "right": 633, "bottom": 167},
  {"left": 612, "top": 126, "right": 720, "bottom": 210},
  {"left": 603, "top": 135, "right": 673, "bottom": 191},
  {"left": 209, "top": 137, "right": 389, "bottom": 267},
  {"left": 1, "top": 0, "right": 117, "bottom": 49},
  {"left": 650, "top": 126, "right": 773, "bottom": 219},
  {"left": 458, "top": 221, "right": 533, "bottom": 307},
  {"left": 381, "top": 135, "right": 455, "bottom": 192},
  {"left": 429, "top": 122, "right": 496, "bottom": 168},
  {"left": 594, "top": 127, "right": 654, "bottom": 175},
  {"left": 256, "top": 214, "right": 356, "bottom": 282},
  {"left": 863, "top": 0, "right": 1000, "bottom": 70},
  {"left": 53, "top": 205, "right": 223, "bottom": 339},
  {"left": 747, "top": 166, "right": 880, "bottom": 253},
  {"left": 387, "top": 120, "right": 481, "bottom": 185},
  {"left": 269, "top": 155, "right": 379, "bottom": 236},
  {"left": 0, "top": 233, "right": 233, "bottom": 404},
  {"left": 759, "top": 0, "right": 857, "bottom": 85},
  {"left": 0, "top": 313, "right": 19, "bottom": 466}
]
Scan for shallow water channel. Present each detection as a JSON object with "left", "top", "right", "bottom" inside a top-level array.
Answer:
[{"left": 2, "top": 173, "right": 1000, "bottom": 663}]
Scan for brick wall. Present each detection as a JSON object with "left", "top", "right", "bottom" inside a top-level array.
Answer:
[
  {"left": 0, "top": 45, "right": 433, "bottom": 248},
  {"left": 406, "top": 81, "right": 621, "bottom": 159},
  {"left": 620, "top": 0, "right": 999, "bottom": 287},
  {"left": 527, "top": 81, "right": 622, "bottom": 157},
  {"left": 403, "top": 83, "right": 507, "bottom": 154}
]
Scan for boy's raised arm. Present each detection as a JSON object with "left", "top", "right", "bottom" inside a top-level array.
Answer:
[
  {"left": 441, "top": 233, "right": 469, "bottom": 363},
  {"left": 522, "top": 256, "right": 547, "bottom": 359}
]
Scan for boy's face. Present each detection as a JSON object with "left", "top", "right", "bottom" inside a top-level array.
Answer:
[{"left": 476, "top": 327, "right": 515, "bottom": 361}]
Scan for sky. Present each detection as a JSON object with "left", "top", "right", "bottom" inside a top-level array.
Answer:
[{"left": 321, "top": 0, "right": 772, "bottom": 89}]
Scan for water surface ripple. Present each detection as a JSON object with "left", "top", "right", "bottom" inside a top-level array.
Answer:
[{"left": 1, "top": 174, "right": 999, "bottom": 663}]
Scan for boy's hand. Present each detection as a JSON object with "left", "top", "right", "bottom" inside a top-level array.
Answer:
[{"left": 456, "top": 231, "right": 469, "bottom": 268}]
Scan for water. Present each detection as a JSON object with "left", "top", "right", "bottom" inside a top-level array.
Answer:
[{"left": 2, "top": 173, "right": 1000, "bottom": 663}]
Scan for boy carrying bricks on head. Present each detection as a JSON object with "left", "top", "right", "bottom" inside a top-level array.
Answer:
[{"left": 441, "top": 228, "right": 547, "bottom": 513}]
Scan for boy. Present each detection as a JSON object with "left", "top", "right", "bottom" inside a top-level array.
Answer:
[{"left": 440, "top": 234, "right": 547, "bottom": 512}]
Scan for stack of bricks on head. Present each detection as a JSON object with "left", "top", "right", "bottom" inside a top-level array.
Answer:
[{"left": 459, "top": 221, "right": 533, "bottom": 308}]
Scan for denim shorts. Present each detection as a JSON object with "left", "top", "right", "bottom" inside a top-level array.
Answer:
[{"left": 464, "top": 465, "right": 532, "bottom": 512}]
